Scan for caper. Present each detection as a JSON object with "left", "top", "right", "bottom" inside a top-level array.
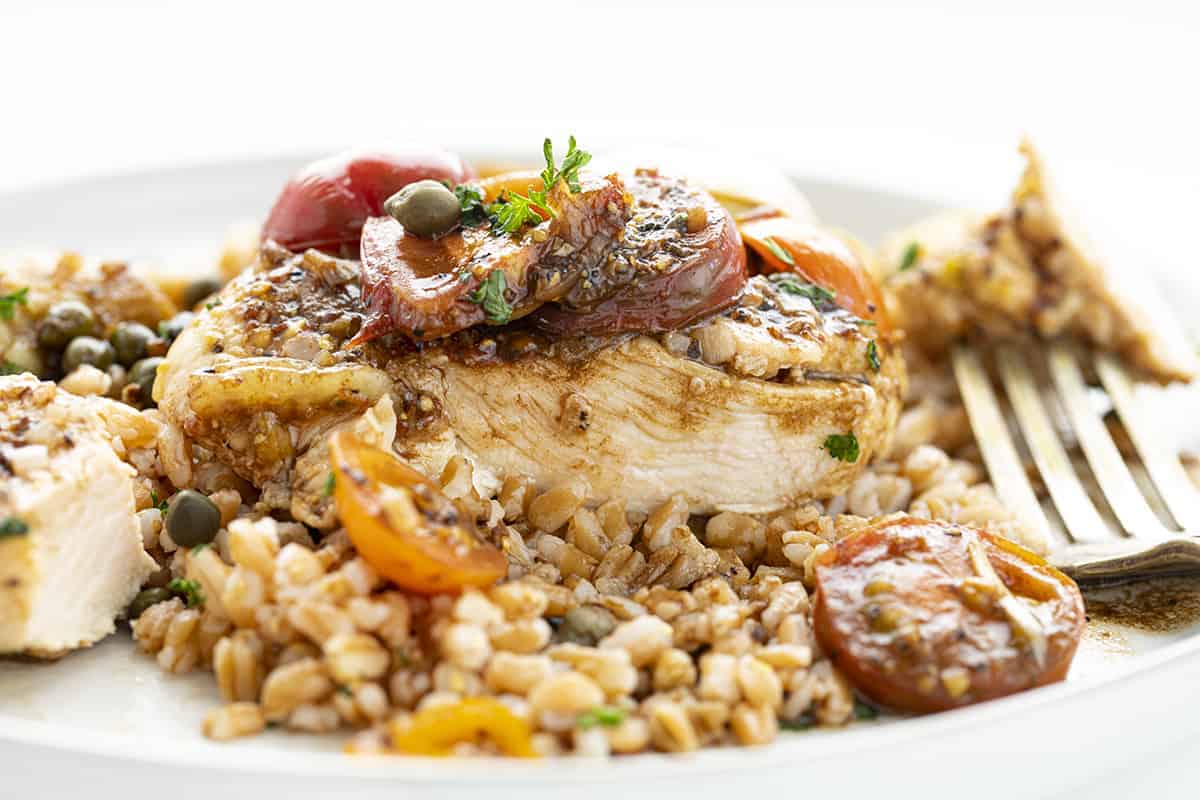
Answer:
[
  {"left": 61, "top": 335, "right": 115, "bottom": 374},
  {"left": 183, "top": 277, "right": 223, "bottom": 310},
  {"left": 557, "top": 604, "right": 617, "bottom": 646},
  {"left": 127, "top": 587, "right": 173, "bottom": 619},
  {"left": 37, "top": 300, "right": 96, "bottom": 350},
  {"left": 110, "top": 321, "right": 156, "bottom": 366},
  {"left": 157, "top": 312, "right": 194, "bottom": 344},
  {"left": 384, "top": 180, "right": 461, "bottom": 238},
  {"left": 128, "top": 357, "right": 164, "bottom": 407},
  {"left": 165, "top": 489, "right": 222, "bottom": 548}
]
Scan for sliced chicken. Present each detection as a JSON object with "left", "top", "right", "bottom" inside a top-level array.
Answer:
[
  {"left": 879, "top": 139, "right": 1196, "bottom": 384},
  {"left": 0, "top": 374, "right": 158, "bottom": 657},
  {"left": 157, "top": 245, "right": 904, "bottom": 527}
]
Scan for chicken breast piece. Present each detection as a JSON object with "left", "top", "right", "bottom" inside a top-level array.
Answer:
[
  {"left": 157, "top": 244, "right": 904, "bottom": 526},
  {"left": 879, "top": 139, "right": 1196, "bottom": 384},
  {"left": 0, "top": 374, "right": 158, "bottom": 657}
]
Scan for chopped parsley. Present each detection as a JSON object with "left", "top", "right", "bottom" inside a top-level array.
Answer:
[
  {"left": 0, "top": 287, "right": 29, "bottom": 321},
  {"left": 898, "top": 241, "right": 921, "bottom": 271},
  {"left": 468, "top": 270, "right": 513, "bottom": 325},
  {"left": 322, "top": 472, "right": 336, "bottom": 498},
  {"left": 780, "top": 714, "right": 817, "bottom": 731},
  {"left": 540, "top": 135, "right": 591, "bottom": 194},
  {"left": 167, "top": 577, "right": 205, "bottom": 608},
  {"left": 577, "top": 706, "right": 626, "bottom": 730},
  {"left": 769, "top": 273, "right": 836, "bottom": 305},
  {"left": 454, "top": 184, "right": 489, "bottom": 228},
  {"left": 853, "top": 699, "right": 879, "bottom": 720},
  {"left": 190, "top": 542, "right": 210, "bottom": 554},
  {"left": 485, "top": 135, "right": 592, "bottom": 236},
  {"left": 150, "top": 490, "right": 169, "bottom": 515},
  {"left": 866, "top": 340, "right": 880, "bottom": 372},
  {"left": 205, "top": 298, "right": 222, "bottom": 310},
  {"left": 489, "top": 190, "right": 553, "bottom": 235},
  {"left": 0, "top": 516, "right": 30, "bottom": 539},
  {"left": 823, "top": 433, "right": 860, "bottom": 463},
  {"left": 1, "top": 360, "right": 24, "bottom": 375},
  {"left": 761, "top": 237, "right": 795, "bottom": 267}
]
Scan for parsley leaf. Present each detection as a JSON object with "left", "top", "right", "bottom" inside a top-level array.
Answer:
[
  {"left": 541, "top": 135, "right": 592, "bottom": 194},
  {"left": 769, "top": 273, "right": 836, "bottom": 305},
  {"left": 488, "top": 191, "right": 552, "bottom": 235},
  {"left": 1, "top": 360, "right": 24, "bottom": 375},
  {"left": 205, "top": 298, "right": 222, "bottom": 310},
  {"left": 467, "top": 270, "right": 513, "bottom": 325},
  {"left": 761, "top": 237, "right": 795, "bottom": 267},
  {"left": 577, "top": 706, "right": 626, "bottom": 730},
  {"left": 780, "top": 715, "right": 817, "bottom": 731},
  {"left": 167, "top": 577, "right": 205, "bottom": 608},
  {"left": 455, "top": 184, "right": 489, "bottom": 228},
  {"left": 150, "top": 490, "right": 169, "bottom": 515},
  {"left": 322, "top": 472, "right": 336, "bottom": 498},
  {"left": 823, "top": 433, "right": 860, "bottom": 463},
  {"left": 853, "top": 699, "right": 879, "bottom": 720},
  {"left": 866, "top": 340, "right": 881, "bottom": 372},
  {"left": 0, "top": 287, "right": 29, "bottom": 321},
  {"left": 0, "top": 516, "right": 30, "bottom": 539},
  {"left": 898, "top": 242, "right": 921, "bottom": 271}
]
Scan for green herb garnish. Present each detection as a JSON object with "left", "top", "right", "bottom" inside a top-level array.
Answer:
[
  {"left": 191, "top": 543, "right": 210, "bottom": 554},
  {"left": 866, "top": 340, "right": 880, "bottom": 372},
  {"left": 0, "top": 516, "right": 30, "bottom": 539},
  {"left": 205, "top": 298, "right": 222, "bottom": 310},
  {"left": 0, "top": 287, "right": 29, "bottom": 321},
  {"left": 467, "top": 270, "right": 513, "bottom": 325},
  {"left": 150, "top": 490, "right": 169, "bottom": 515},
  {"left": 898, "top": 242, "right": 921, "bottom": 271},
  {"left": 761, "top": 237, "right": 795, "bottom": 267},
  {"left": 489, "top": 191, "right": 553, "bottom": 235},
  {"left": 167, "top": 577, "right": 205, "bottom": 608},
  {"left": 577, "top": 706, "right": 626, "bottom": 730},
  {"left": 540, "top": 135, "right": 591, "bottom": 194},
  {"left": 455, "top": 184, "right": 489, "bottom": 228},
  {"left": 769, "top": 273, "right": 836, "bottom": 305},
  {"left": 1, "top": 361, "right": 24, "bottom": 375},
  {"left": 853, "top": 699, "right": 879, "bottom": 720},
  {"left": 780, "top": 715, "right": 817, "bottom": 731},
  {"left": 823, "top": 433, "right": 860, "bottom": 463},
  {"left": 322, "top": 472, "right": 336, "bottom": 498}
]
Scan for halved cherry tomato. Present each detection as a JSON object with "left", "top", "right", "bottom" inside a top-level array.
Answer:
[
  {"left": 740, "top": 214, "right": 888, "bottom": 331},
  {"left": 388, "top": 698, "right": 537, "bottom": 758},
  {"left": 812, "top": 517, "right": 1085, "bottom": 714},
  {"left": 262, "top": 147, "right": 475, "bottom": 256},
  {"left": 328, "top": 430, "right": 506, "bottom": 594}
]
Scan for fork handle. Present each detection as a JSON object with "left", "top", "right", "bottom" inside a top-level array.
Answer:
[{"left": 1052, "top": 537, "right": 1200, "bottom": 587}]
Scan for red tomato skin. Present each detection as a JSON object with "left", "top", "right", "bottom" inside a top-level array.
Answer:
[{"left": 262, "top": 147, "right": 475, "bottom": 256}]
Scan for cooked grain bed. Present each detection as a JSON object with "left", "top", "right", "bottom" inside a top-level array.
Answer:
[{"left": 132, "top": 354, "right": 1022, "bottom": 756}]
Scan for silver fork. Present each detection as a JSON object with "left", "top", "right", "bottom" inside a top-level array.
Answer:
[{"left": 952, "top": 341, "right": 1200, "bottom": 586}]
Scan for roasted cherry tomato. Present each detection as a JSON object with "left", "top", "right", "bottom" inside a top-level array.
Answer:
[
  {"left": 740, "top": 214, "right": 888, "bottom": 330},
  {"left": 531, "top": 170, "right": 747, "bottom": 337},
  {"left": 388, "top": 698, "right": 537, "bottom": 757},
  {"left": 812, "top": 517, "right": 1085, "bottom": 714},
  {"left": 328, "top": 430, "right": 506, "bottom": 594},
  {"left": 262, "top": 147, "right": 475, "bottom": 256}
]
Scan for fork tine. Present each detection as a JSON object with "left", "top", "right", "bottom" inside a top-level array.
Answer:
[
  {"left": 1046, "top": 343, "right": 1168, "bottom": 538},
  {"left": 994, "top": 346, "right": 1110, "bottom": 544},
  {"left": 951, "top": 345, "right": 1052, "bottom": 550},
  {"left": 1094, "top": 352, "right": 1200, "bottom": 530}
]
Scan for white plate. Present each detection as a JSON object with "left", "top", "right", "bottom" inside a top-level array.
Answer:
[{"left": 2, "top": 156, "right": 1199, "bottom": 800}]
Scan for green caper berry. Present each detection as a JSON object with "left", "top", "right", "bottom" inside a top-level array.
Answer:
[
  {"left": 557, "top": 605, "right": 617, "bottom": 646},
  {"left": 127, "top": 587, "right": 173, "bottom": 619},
  {"left": 384, "top": 180, "right": 461, "bottom": 238},
  {"left": 157, "top": 312, "right": 194, "bottom": 344},
  {"left": 183, "top": 277, "right": 223, "bottom": 310},
  {"left": 110, "top": 322, "right": 156, "bottom": 366},
  {"left": 61, "top": 336, "right": 115, "bottom": 374},
  {"left": 37, "top": 300, "right": 96, "bottom": 350},
  {"left": 164, "top": 489, "right": 222, "bottom": 548},
  {"left": 128, "top": 357, "right": 164, "bottom": 407}
]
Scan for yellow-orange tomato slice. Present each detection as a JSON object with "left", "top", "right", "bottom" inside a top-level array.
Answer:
[
  {"left": 328, "top": 430, "right": 506, "bottom": 594},
  {"left": 812, "top": 517, "right": 1085, "bottom": 714},
  {"left": 388, "top": 698, "right": 537, "bottom": 758},
  {"left": 477, "top": 170, "right": 546, "bottom": 204},
  {"left": 739, "top": 213, "right": 889, "bottom": 331}
]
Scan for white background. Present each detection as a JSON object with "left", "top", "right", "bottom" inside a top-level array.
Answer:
[{"left": 1, "top": 0, "right": 1198, "bottom": 797}]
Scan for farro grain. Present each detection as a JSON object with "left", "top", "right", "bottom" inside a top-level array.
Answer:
[
  {"left": 599, "top": 615, "right": 673, "bottom": 668},
  {"left": 203, "top": 703, "right": 266, "bottom": 741},
  {"left": 260, "top": 657, "right": 333, "bottom": 721}
]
